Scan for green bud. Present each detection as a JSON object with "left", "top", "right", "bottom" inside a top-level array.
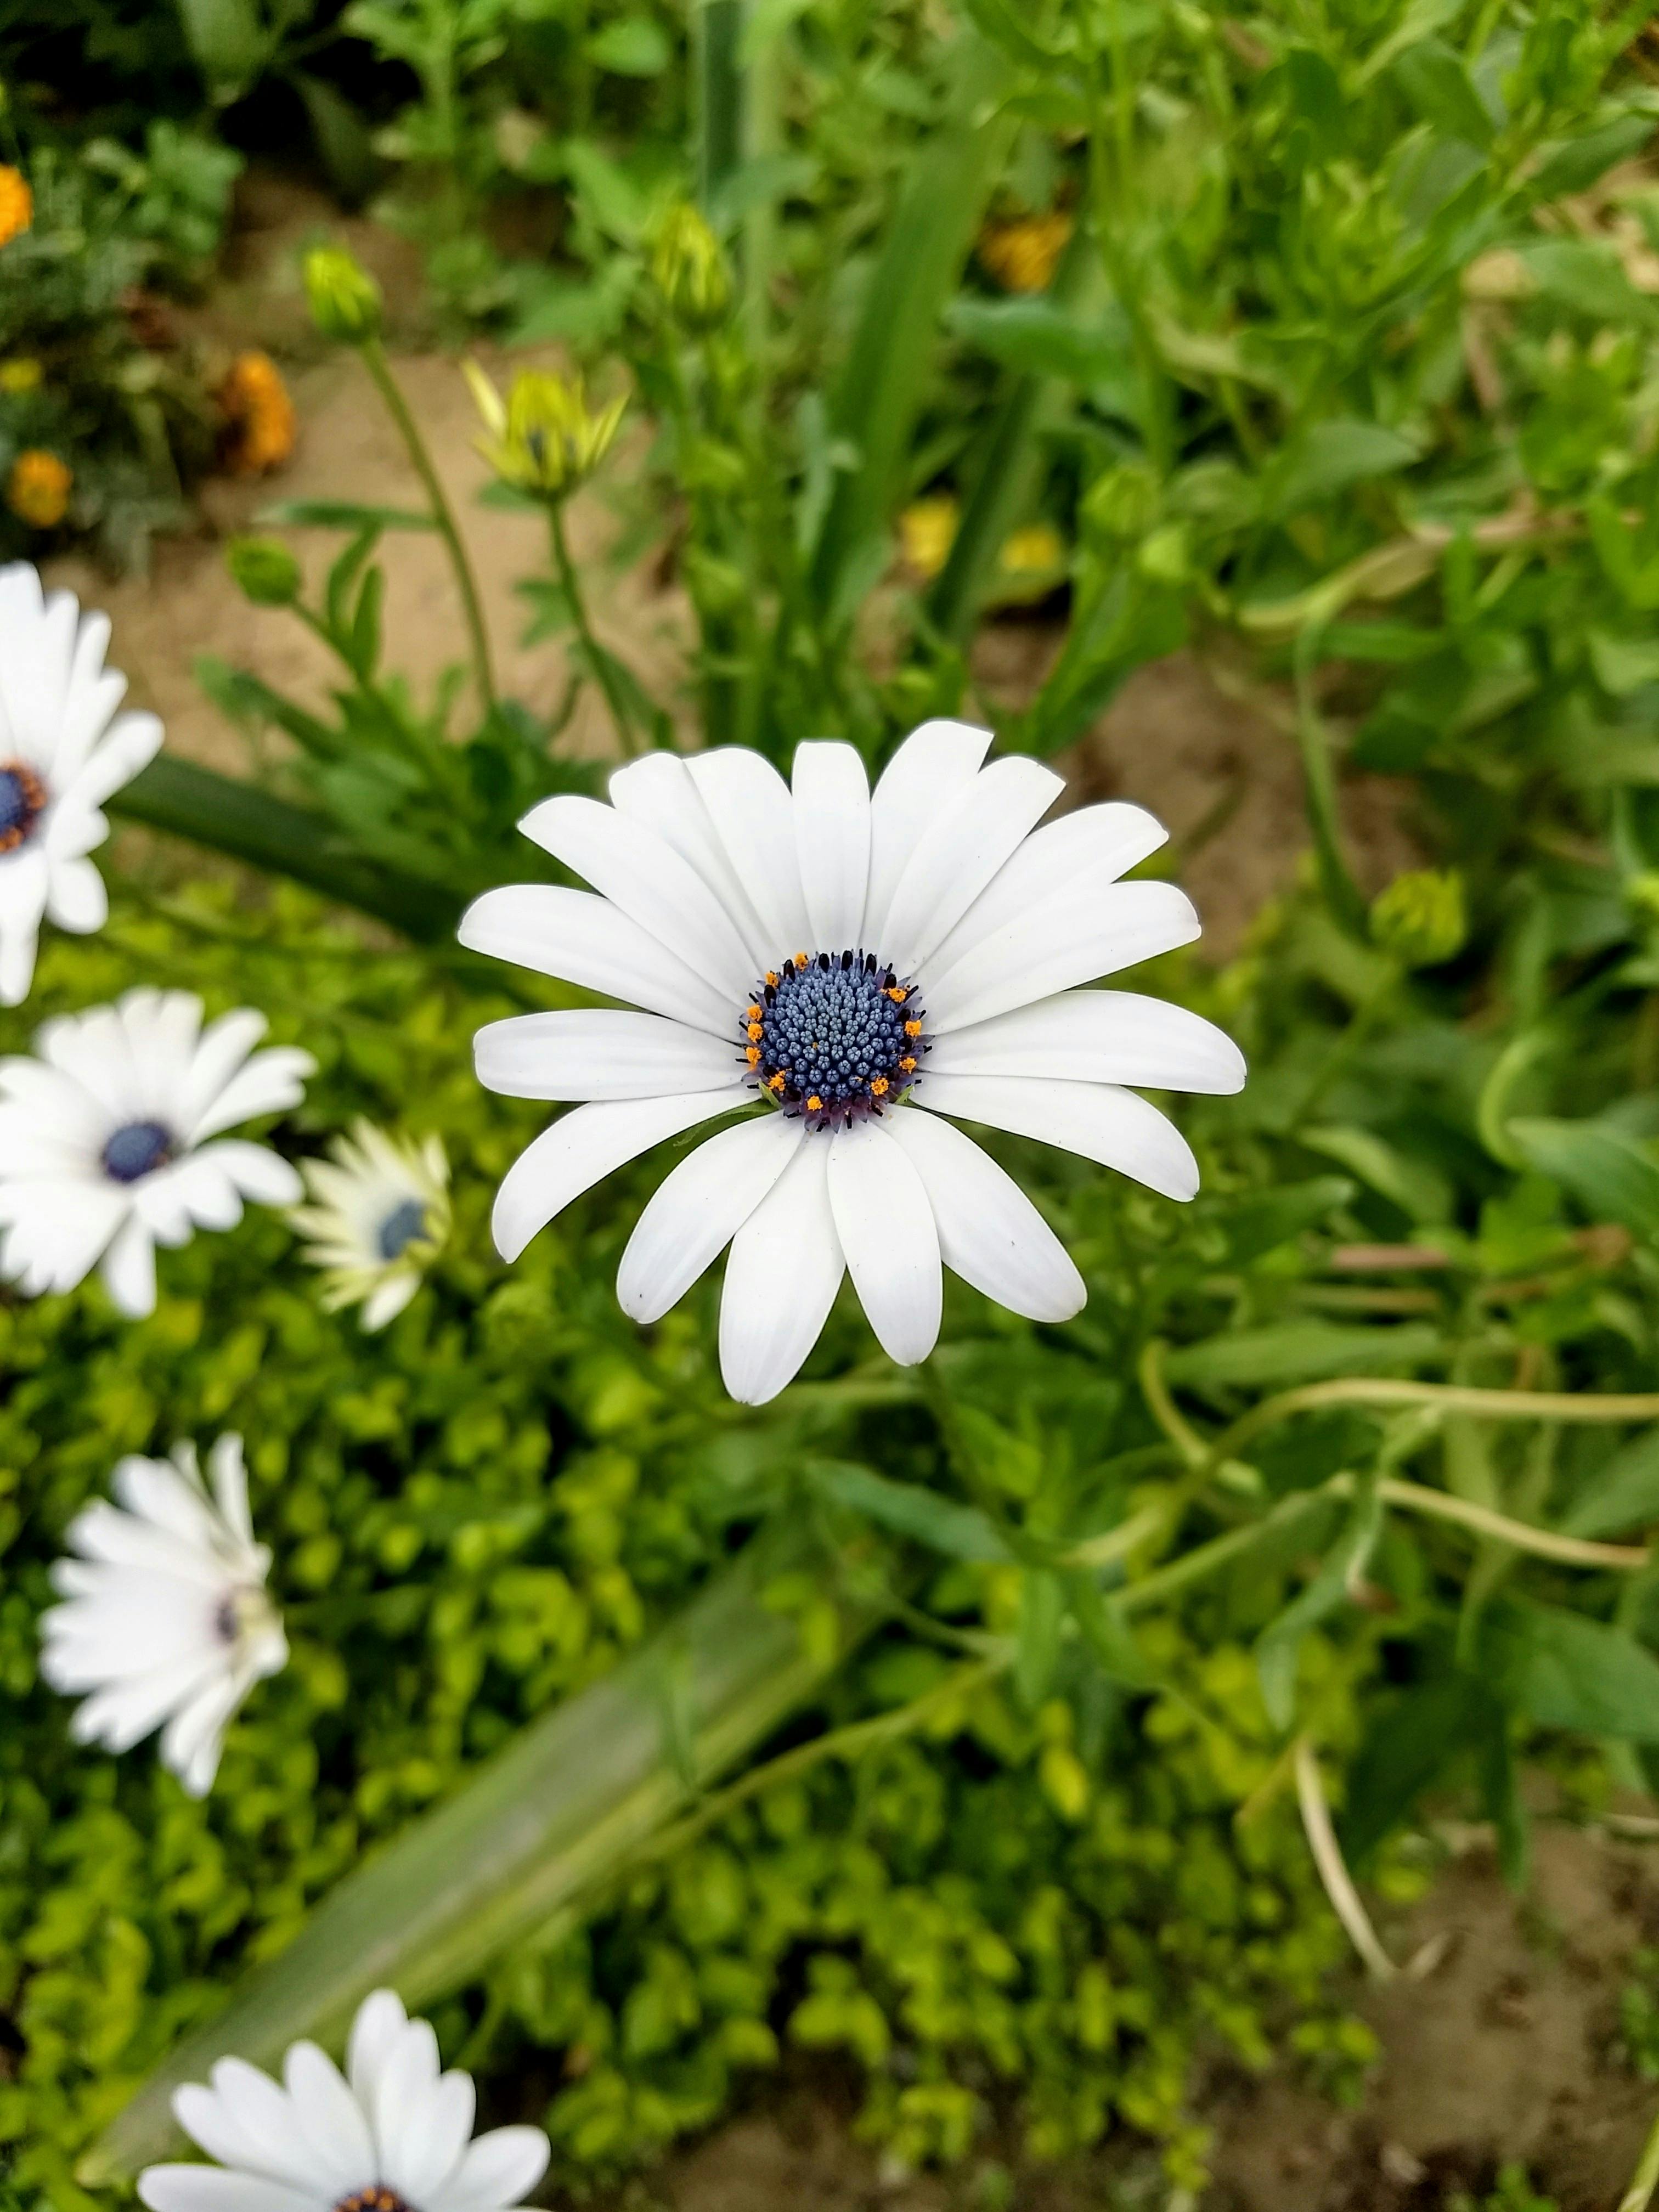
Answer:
[
  {"left": 303, "top": 246, "right": 382, "bottom": 344},
  {"left": 1369, "top": 868, "right": 1467, "bottom": 968},
  {"left": 681, "top": 544, "right": 747, "bottom": 618},
  {"left": 1135, "top": 520, "right": 1190, "bottom": 584},
  {"left": 227, "top": 535, "right": 301, "bottom": 607},
  {"left": 651, "top": 202, "right": 732, "bottom": 332},
  {"left": 1082, "top": 461, "right": 1160, "bottom": 544},
  {"left": 1626, "top": 871, "right": 1659, "bottom": 923}
]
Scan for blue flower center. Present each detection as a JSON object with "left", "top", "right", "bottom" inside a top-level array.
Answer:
[
  {"left": 377, "top": 1197, "right": 429, "bottom": 1261},
  {"left": 0, "top": 760, "right": 45, "bottom": 853},
  {"left": 101, "top": 1120, "right": 174, "bottom": 1183},
  {"left": 741, "top": 950, "right": 928, "bottom": 1130}
]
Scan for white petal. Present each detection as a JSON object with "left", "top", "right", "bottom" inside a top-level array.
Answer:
[
  {"left": 367, "top": 2013, "right": 441, "bottom": 2182},
  {"left": 185, "top": 1049, "right": 313, "bottom": 1146},
  {"left": 617, "top": 1110, "right": 803, "bottom": 1322},
  {"left": 684, "top": 747, "right": 812, "bottom": 957},
  {"left": 64, "top": 708, "right": 162, "bottom": 808},
  {"left": 100, "top": 1212, "right": 157, "bottom": 1316},
  {"left": 879, "top": 756, "right": 1063, "bottom": 973},
  {"left": 431, "top": 2126, "right": 551, "bottom": 2212},
  {"left": 884, "top": 1107, "right": 1084, "bottom": 1322},
  {"left": 0, "top": 1176, "right": 126, "bottom": 1291},
  {"left": 474, "top": 1010, "right": 741, "bottom": 1102},
  {"left": 921, "top": 800, "right": 1168, "bottom": 980},
  {"left": 347, "top": 1989, "right": 410, "bottom": 2111},
  {"left": 925, "top": 989, "right": 1246, "bottom": 1093},
  {"left": 457, "top": 885, "right": 734, "bottom": 1038},
  {"left": 282, "top": 2040, "right": 376, "bottom": 2193},
  {"left": 138, "top": 2168, "right": 314, "bottom": 2212},
  {"left": 861, "top": 719, "right": 993, "bottom": 951},
  {"left": 0, "top": 845, "right": 48, "bottom": 1005},
  {"left": 718, "top": 1140, "right": 843, "bottom": 1404},
  {"left": 492, "top": 1088, "right": 748, "bottom": 1262},
  {"left": 209, "top": 1435, "right": 253, "bottom": 1543},
  {"left": 196, "top": 1141, "right": 301, "bottom": 1207},
  {"left": 362, "top": 1272, "right": 419, "bottom": 1329},
  {"left": 160, "top": 1669, "right": 246, "bottom": 1796},
  {"left": 382, "top": 2069, "right": 476, "bottom": 2205},
  {"left": 44, "top": 854, "right": 108, "bottom": 933},
  {"left": 608, "top": 751, "right": 771, "bottom": 968},
  {"left": 923, "top": 879, "right": 1201, "bottom": 1035},
  {"left": 916, "top": 1073, "right": 1200, "bottom": 1201},
  {"left": 193, "top": 2056, "right": 341, "bottom": 2196},
  {"left": 160, "top": 1154, "right": 245, "bottom": 1232},
  {"left": 793, "top": 741, "right": 870, "bottom": 952},
  {"left": 171, "top": 1009, "right": 266, "bottom": 1131},
  {"left": 517, "top": 794, "right": 754, "bottom": 1001},
  {"left": 826, "top": 1120, "right": 940, "bottom": 1366}
]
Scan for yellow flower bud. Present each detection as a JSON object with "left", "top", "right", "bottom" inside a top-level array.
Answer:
[
  {"left": 303, "top": 246, "right": 383, "bottom": 344},
  {"left": 651, "top": 202, "right": 732, "bottom": 332},
  {"left": 898, "top": 494, "right": 960, "bottom": 582},
  {"left": 1369, "top": 868, "right": 1467, "bottom": 968},
  {"left": 462, "top": 360, "right": 625, "bottom": 503},
  {"left": 7, "top": 448, "right": 70, "bottom": 529}
]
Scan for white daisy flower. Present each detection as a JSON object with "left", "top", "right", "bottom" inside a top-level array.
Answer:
[
  {"left": 0, "top": 988, "right": 315, "bottom": 1317},
  {"left": 0, "top": 563, "right": 164, "bottom": 1006},
  {"left": 39, "top": 1435, "right": 287, "bottom": 1797},
  {"left": 137, "top": 1986, "right": 552, "bottom": 2212},
  {"left": 462, "top": 725, "right": 1246, "bottom": 1403},
  {"left": 290, "top": 1121, "right": 452, "bottom": 1331}
]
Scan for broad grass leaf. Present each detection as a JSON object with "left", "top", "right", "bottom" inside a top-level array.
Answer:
[
  {"left": 1265, "top": 420, "right": 1420, "bottom": 517},
  {"left": 1510, "top": 1116, "right": 1659, "bottom": 1243},
  {"left": 1163, "top": 1320, "right": 1442, "bottom": 1391},
  {"left": 1517, "top": 239, "right": 1656, "bottom": 325},
  {"left": 1528, "top": 112, "right": 1655, "bottom": 200},
  {"left": 1014, "top": 1567, "right": 1066, "bottom": 1708},
  {"left": 1488, "top": 1599, "right": 1659, "bottom": 1741},
  {"left": 1392, "top": 40, "right": 1497, "bottom": 148},
  {"left": 1218, "top": 1176, "right": 1356, "bottom": 1265}
]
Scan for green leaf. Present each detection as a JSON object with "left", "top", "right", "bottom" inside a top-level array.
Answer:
[
  {"left": 1013, "top": 1567, "right": 1066, "bottom": 1708},
  {"left": 1510, "top": 1116, "right": 1659, "bottom": 1243},
  {"left": 1589, "top": 631, "right": 1659, "bottom": 696},
  {"left": 1064, "top": 1570, "right": 1159, "bottom": 1690},
  {"left": 1517, "top": 239, "right": 1654, "bottom": 325},
  {"left": 1560, "top": 1428, "right": 1659, "bottom": 1538},
  {"left": 808, "top": 29, "right": 1012, "bottom": 624},
  {"left": 1338, "top": 1670, "right": 1497, "bottom": 1866},
  {"left": 585, "top": 15, "right": 672, "bottom": 74},
  {"left": 1265, "top": 419, "right": 1420, "bottom": 516},
  {"left": 1283, "top": 47, "right": 1349, "bottom": 161},
  {"left": 291, "top": 71, "right": 380, "bottom": 205},
  {"left": 80, "top": 1530, "right": 876, "bottom": 2183},
  {"left": 1255, "top": 1482, "right": 1381, "bottom": 1731},
  {"left": 259, "top": 500, "right": 436, "bottom": 533},
  {"left": 1529, "top": 112, "right": 1655, "bottom": 200},
  {"left": 1487, "top": 1599, "right": 1659, "bottom": 1741},
  {"left": 1163, "top": 1320, "right": 1442, "bottom": 1391},
  {"left": 1392, "top": 39, "right": 1496, "bottom": 149},
  {"left": 174, "top": 0, "right": 264, "bottom": 93},
  {"left": 944, "top": 296, "right": 1131, "bottom": 390},
  {"left": 109, "top": 758, "right": 456, "bottom": 942},
  {"left": 806, "top": 1460, "right": 1011, "bottom": 1562},
  {"left": 1300, "top": 1125, "right": 1451, "bottom": 1227},
  {"left": 1217, "top": 1176, "right": 1356, "bottom": 1265}
]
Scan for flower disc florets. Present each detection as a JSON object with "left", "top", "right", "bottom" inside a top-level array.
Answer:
[
  {"left": 0, "top": 759, "right": 44, "bottom": 851},
  {"left": 742, "top": 950, "right": 926, "bottom": 1131}
]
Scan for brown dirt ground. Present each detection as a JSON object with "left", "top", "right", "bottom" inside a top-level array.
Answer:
[{"left": 52, "top": 177, "right": 1638, "bottom": 2209}]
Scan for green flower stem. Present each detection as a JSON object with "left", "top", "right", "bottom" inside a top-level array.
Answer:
[
  {"left": 1621, "top": 2103, "right": 1659, "bottom": 2212},
  {"left": 1292, "top": 640, "right": 1368, "bottom": 935},
  {"left": 1207, "top": 1374, "right": 1659, "bottom": 1467},
  {"left": 359, "top": 336, "right": 495, "bottom": 714},
  {"left": 549, "top": 502, "right": 644, "bottom": 757}
]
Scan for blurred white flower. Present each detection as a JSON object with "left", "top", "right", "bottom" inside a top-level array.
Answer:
[
  {"left": 39, "top": 1435, "right": 286, "bottom": 1797},
  {"left": 290, "top": 1120, "right": 450, "bottom": 1330},
  {"left": 138, "top": 1985, "right": 551, "bottom": 2212},
  {"left": 0, "top": 988, "right": 314, "bottom": 1316},
  {"left": 0, "top": 563, "right": 163, "bottom": 1006},
  {"left": 461, "top": 721, "right": 1246, "bottom": 1404}
]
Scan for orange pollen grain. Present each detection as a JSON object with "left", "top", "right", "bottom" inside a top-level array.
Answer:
[
  {"left": 904, "top": 1019, "right": 923, "bottom": 1037},
  {"left": 885, "top": 985, "right": 908, "bottom": 1002},
  {"left": 793, "top": 952, "right": 809, "bottom": 968},
  {"left": 746, "top": 1003, "right": 762, "bottom": 1020},
  {"left": 765, "top": 971, "right": 778, "bottom": 986},
  {"left": 747, "top": 1022, "right": 763, "bottom": 1041},
  {"left": 899, "top": 1056, "right": 916, "bottom": 1073},
  {"left": 744, "top": 1046, "right": 761, "bottom": 1066},
  {"left": 806, "top": 1094, "right": 822, "bottom": 1111},
  {"left": 766, "top": 1072, "right": 786, "bottom": 1093},
  {"left": 871, "top": 1076, "right": 889, "bottom": 1096}
]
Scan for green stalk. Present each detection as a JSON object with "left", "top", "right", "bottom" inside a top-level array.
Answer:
[
  {"left": 359, "top": 336, "right": 496, "bottom": 714},
  {"left": 1621, "top": 2105, "right": 1659, "bottom": 2212},
  {"left": 80, "top": 1526, "right": 878, "bottom": 2184},
  {"left": 550, "top": 503, "right": 644, "bottom": 756},
  {"left": 695, "top": 0, "right": 746, "bottom": 210},
  {"left": 1292, "top": 637, "right": 1367, "bottom": 935}
]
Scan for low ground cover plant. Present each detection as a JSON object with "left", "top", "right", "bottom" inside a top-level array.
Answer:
[{"left": 7, "top": 0, "right": 1659, "bottom": 2207}]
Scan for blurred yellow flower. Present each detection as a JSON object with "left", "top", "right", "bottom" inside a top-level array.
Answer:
[
  {"left": 463, "top": 359, "right": 625, "bottom": 503},
  {"left": 218, "top": 351, "right": 296, "bottom": 476},
  {"left": 7, "top": 449, "right": 70, "bottom": 529},
  {"left": 1369, "top": 869, "right": 1467, "bottom": 968},
  {"left": 652, "top": 202, "right": 731, "bottom": 331},
  {"left": 0, "top": 168, "right": 32, "bottom": 251},
  {"left": 898, "top": 494, "right": 959, "bottom": 581},
  {"left": 978, "top": 211, "right": 1073, "bottom": 294},
  {"left": 999, "top": 522, "right": 1065, "bottom": 576},
  {"left": 0, "top": 357, "right": 41, "bottom": 394},
  {"left": 303, "top": 245, "right": 382, "bottom": 344}
]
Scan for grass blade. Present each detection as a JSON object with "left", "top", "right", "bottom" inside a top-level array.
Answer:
[{"left": 80, "top": 1526, "right": 874, "bottom": 2184}]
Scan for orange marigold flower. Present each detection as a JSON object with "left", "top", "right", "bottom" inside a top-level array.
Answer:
[
  {"left": 219, "top": 352, "right": 297, "bottom": 476},
  {"left": 8, "top": 449, "right": 71, "bottom": 529},
  {"left": 0, "top": 169, "right": 33, "bottom": 251},
  {"left": 978, "top": 211, "right": 1073, "bottom": 295}
]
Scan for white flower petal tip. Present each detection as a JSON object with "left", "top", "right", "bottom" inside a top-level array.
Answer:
[
  {"left": 40, "top": 1435, "right": 284, "bottom": 1794},
  {"left": 0, "top": 988, "right": 309, "bottom": 1313},
  {"left": 290, "top": 1120, "right": 451, "bottom": 1331},
  {"left": 0, "top": 566, "right": 162, "bottom": 1005},
  {"left": 140, "top": 1989, "right": 552, "bottom": 2212},
  {"left": 465, "top": 723, "right": 1239, "bottom": 1395}
]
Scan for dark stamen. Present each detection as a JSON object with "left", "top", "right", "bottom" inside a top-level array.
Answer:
[
  {"left": 377, "top": 1198, "right": 429, "bottom": 1261},
  {"left": 335, "top": 2191, "right": 415, "bottom": 2212},
  {"left": 0, "top": 760, "right": 46, "bottom": 854}
]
